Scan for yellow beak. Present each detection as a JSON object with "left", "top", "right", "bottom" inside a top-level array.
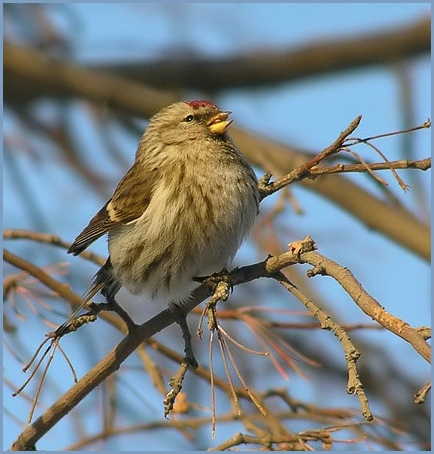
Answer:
[{"left": 207, "top": 111, "right": 233, "bottom": 135}]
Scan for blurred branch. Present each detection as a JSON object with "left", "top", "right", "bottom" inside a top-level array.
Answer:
[
  {"left": 86, "top": 15, "right": 430, "bottom": 90},
  {"left": 3, "top": 45, "right": 430, "bottom": 260},
  {"left": 65, "top": 405, "right": 374, "bottom": 451},
  {"left": 4, "top": 14, "right": 430, "bottom": 104},
  {"left": 3, "top": 229, "right": 104, "bottom": 266},
  {"left": 3, "top": 249, "right": 84, "bottom": 312},
  {"left": 3, "top": 42, "right": 177, "bottom": 113}
]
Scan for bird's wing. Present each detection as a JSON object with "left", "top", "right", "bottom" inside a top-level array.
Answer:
[{"left": 68, "top": 166, "right": 159, "bottom": 256}]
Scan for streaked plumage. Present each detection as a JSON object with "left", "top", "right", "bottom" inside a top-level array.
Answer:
[{"left": 65, "top": 100, "right": 259, "bottom": 325}]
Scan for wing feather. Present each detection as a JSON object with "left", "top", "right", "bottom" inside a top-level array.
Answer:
[{"left": 68, "top": 165, "right": 158, "bottom": 256}]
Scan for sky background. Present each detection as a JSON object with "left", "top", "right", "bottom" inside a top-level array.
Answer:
[{"left": 3, "top": 3, "right": 431, "bottom": 451}]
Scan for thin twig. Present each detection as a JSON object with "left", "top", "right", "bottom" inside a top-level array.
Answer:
[
  {"left": 273, "top": 272, "right": 373, "bottom": 422},
  {"left": 259, "top": 116, "right": 363, "bottom": 200}
]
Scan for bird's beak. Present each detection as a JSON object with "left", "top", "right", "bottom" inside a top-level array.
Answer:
[{"left": 207, "top": 111, "right": 233, "bottom": 135}]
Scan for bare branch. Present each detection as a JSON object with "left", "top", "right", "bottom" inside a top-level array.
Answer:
[
  {"left": 258, "top": 115, "right": 363, "bottom": 198},
  {"left": 274, "top": 272, "right": 372, "bottom": 421},
  {"left": 297, "top": 240, "right": 431, "bottom": 364},
  {"left": 9, "top": 236, "right": 430, "bottom": 450},
  {"left": 309, "top": 157, "right": 431, "bottom": 176}
]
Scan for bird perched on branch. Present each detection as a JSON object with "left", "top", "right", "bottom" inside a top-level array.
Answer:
[{"left": 62, "top": 100, "right": 259, "bottom": 364}]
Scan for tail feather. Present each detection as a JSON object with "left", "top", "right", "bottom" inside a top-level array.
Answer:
[{"left": 56, "top": 258, "right": 119, "bottom": 335}]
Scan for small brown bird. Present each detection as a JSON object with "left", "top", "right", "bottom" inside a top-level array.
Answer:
[{"left": 62, "top": 100, "right": 259, "bottom": 358}]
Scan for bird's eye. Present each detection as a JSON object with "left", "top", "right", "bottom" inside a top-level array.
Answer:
[{"left": 184, "top": 115, "right": 194, "bottom": 123}]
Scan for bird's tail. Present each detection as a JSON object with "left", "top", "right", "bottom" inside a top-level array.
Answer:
[{"left": 56, "top": 258, "right": 117, "bottom": 336}]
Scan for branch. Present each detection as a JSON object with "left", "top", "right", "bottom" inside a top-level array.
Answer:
[
  {"left": 3, "top": 229, "right": 104, "bottom": 266},
  {"left": 5, "top": 16, "right": 429, "bottom": 100},
  {"left": 258, "top": 116, "right": 362, "bottom": 199},
  {"left": 4, "top": 42, "right": 177, "bottom": 115},
  {"left": 4, "top": 242, "right": 264, "bottom": 407},
  {"left": 274, "top": 272, "right": 373, "bottom": 421},
  {"left": 9, "top": 236, "right": 430, "bottom": 450},
  {"left": 4, "top": 249, "right": 84, "bottom": 310},
  {"left": 309, "top": 157, "right": 431, "bottom": 176},
  {"left": 244, "top": 118, "right": 430, "bottom": 262},
  {"left": 297, "top": 240, "right": 431, "bottom": 364},
  {"left": 87, "top": 15, "right": 430, "bottom": 91},
  {"left": 232, "top": 123, "right": 430, "bottom": 262},
  {"left": 9, "top": 287, "right": 205, "bottom": 451}
]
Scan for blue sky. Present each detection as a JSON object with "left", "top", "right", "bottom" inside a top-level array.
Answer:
[{"left": 3, "top": 3, "right": 431, "bottom": 451}]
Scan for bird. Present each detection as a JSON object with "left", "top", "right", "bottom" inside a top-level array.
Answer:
[{"left": 60, "top": 100, "right": 259, "bottom": 363}]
